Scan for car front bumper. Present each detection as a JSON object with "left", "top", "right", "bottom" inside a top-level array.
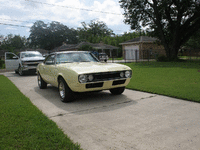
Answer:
[
  {"left": 20, "top": 65, "right": 37, "bottom": 72},
  {"left": 70, "top": 78, "right": 131, "bottom": 92}
]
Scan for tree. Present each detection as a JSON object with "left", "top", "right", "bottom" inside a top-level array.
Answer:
[
  {"left": 120, "top": 0, "right": 200, "bottom": 60},
  {"left": 78, "top": 20, "right": 114, "bottom": 43},
  {"left": 78, "top": 45, "right": 94, "bottom": 51},
  {"left": 185, "top": 29, "right": 200, "bottom": 49},
  {"left": 28, "top": 21, "right": 79, "bottom": 50},
  {"left": 0, "top": 34, "right": 26, "bottom": 51}
]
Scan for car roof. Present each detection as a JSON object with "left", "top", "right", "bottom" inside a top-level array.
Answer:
[
  {"left": 20, "top": 51, "right": 41, "bottom": 54},
  {"left": 51, "top": 51, "right": 90, "bottom": 55}
]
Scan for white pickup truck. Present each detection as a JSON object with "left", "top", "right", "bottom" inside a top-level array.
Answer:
[{"left": 5, "top": 51, "right": 45, "bottom": 75}]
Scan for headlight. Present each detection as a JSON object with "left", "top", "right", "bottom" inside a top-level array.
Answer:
[
  {"left": 88, "top": 75, "right": 94, "bottom": 81},
  {"left": 79, "top": 74, "right": 94, "bottom": 83},
  {"left": 120, "top": 72, "right": 124, "bottom": 78},
  {"left": 79, "top": 75, "right": 87, "bottom": 83},
  {"left": 125, "top": 70, "right": 131, "bottom": 78}
]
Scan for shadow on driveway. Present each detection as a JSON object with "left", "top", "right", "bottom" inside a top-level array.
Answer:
[{"left": 33, "top": 85, "right": 137, "bottom": 115}]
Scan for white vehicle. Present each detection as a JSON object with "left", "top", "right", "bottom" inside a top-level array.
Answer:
[
  {"left": 99, "top": 53, "right": 109, "bottom": 62},
  {"left": 5, "top": 51, "right": 45, "bottom": 75}
]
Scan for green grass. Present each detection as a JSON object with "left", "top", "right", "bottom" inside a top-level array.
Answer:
[
  {"left": 0, "top": 75, "right": 82, "bottom": 150},
  {"left": 179, "top": 56, "right": 200, "bottom": 60},
  {"left": 109, "top": 57, "right": 123, "bottom": 60},
  {"left": 124, "top": 60, "right": 200, "bottom": 102}
]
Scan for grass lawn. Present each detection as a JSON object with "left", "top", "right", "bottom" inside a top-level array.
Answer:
[
  {"left": 179, "top": 56, "right": 200, "bottom": 60},
  {"left": 0, "top": 75, "right": 82, "bottom": 150},
  {"left": 124, "top": 60, "right": 200, "bottom": 102},
  {"left": 109, "top": 57, "right": 123, "bottom": 60}
]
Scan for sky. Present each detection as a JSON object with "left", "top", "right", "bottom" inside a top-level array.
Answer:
[{"left": 0, "top": 0, "right": 132, "bottom": 38}]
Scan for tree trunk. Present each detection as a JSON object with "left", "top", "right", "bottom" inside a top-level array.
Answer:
[{"left": 165, "top": 47, "right": 179, "bottom": 61}]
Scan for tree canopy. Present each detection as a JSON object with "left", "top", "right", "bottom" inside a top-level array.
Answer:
[
  {"left": 120, "top": 0, "right": 200, "bottom": 60},
  {"left": 0, "top": 34, "right": 26, "bottom": 51},
  {"left": 78, "top": 20, "right": 114, "bottom": 43},
  {"left": 185, "top": 29, "right": 200, "bottom": 49},
  {"left": 28, "top": 21, "right": 79, "bottom": 50}
]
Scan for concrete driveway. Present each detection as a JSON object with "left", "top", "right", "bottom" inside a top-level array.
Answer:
[{"left": 2, "top": 72, "right": 200, "bottom": 150}]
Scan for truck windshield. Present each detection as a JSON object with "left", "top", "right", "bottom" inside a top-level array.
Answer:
[{"left": 21, "top": 52, "right": 43, "bottom": 58}]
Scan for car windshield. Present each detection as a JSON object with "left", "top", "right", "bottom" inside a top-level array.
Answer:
[
  {"left": 56, "top": 52, "right": 99, "bottom": 64},
  {"left": 21, "top": 52, "right": 43, "bottom": 58}
]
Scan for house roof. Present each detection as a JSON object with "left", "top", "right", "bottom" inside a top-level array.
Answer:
[
  {"left": 119, "top": 36, "right": 158, "bottom": 45},
  {"left": 92, "top": 43, "right": 119, "bottom": 50},
  {"left": 54, "top": 42, "right": 119, "bottom": 51}
]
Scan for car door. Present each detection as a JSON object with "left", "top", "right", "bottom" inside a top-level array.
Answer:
[
  {"left": 5, "top": 52, "right": 19, "bottom": 70},
  {"left": 41, "top": 54, "right": 56, "bottom": 85}
]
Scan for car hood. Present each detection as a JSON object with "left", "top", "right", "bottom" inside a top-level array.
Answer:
[
  {"left": 21, "top": 57, "right": 45, "bottom": 61},
  {"left": 58, "top": 62, "right": 131, "bottom": 74}
]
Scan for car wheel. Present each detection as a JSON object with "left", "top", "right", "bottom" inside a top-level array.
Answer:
[
  {"left": 15, "top": 70, "right": 18, "bottom": 74},
  {"left": 38, "top": 73, "right": 47, "bottom": 89},
  {"left": 18, "top": 65, "right": 24, "bottom": 76},
  {"left": 58, "top": 78, "right": 74, "bottom": 102},
  {"left": 110, "top": 87, "right": 125, "bottom": 95}
]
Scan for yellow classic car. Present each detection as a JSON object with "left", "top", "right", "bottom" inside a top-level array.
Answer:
[{"left": 37, "top": 51, "right": 132, "bottom": 102}]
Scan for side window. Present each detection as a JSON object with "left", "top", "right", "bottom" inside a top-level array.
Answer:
[
  {"left": 5, "top": 53, "right": 18, "bottom": 60},
  {"left": 44, "top": 54, "right": 55, "bottom": 65}
]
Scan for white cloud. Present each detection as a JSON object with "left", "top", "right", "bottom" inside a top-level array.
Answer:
[
  {"left": 5, "top": 26, "right": 18, "bottom": 30},
  {"left": 0, "top": 0, "right": 129, "bottom": 36},
  {"left": 87, "top": 0, "right": 124, "bottom": 25},
  {"left": 0, "top": 15, "right": 11, "bottom": 23}
]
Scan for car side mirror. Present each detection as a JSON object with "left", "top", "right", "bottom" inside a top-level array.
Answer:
[{"left": 13, "top": 56, "right": 18, "bottom": 59}]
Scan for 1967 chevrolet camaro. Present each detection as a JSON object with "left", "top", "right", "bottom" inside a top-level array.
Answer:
[{"left": 37, "top": 51, "right": 132, "bottom": 102}]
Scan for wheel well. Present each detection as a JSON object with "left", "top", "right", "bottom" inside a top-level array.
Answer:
[
  {"left": 57, "top": 75, "right": 72, "bottom": 90},
  {"left": 57, "top": 75, "right": 64, "bottom": 82}
]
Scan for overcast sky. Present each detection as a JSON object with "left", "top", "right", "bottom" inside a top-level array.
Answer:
[{"left": 0, "top": 0, "right": 132, "bottom": 38}]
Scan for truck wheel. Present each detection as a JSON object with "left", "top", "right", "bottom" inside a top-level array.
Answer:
[
  {"left": 15, "top": 70, "right": 18, "bottom": 74},
  {"left": 18, "top": 65, "right": 24, "bottom": 76},
  {"left": 58, "top": 78, "right": 74, "bottom": 102},
  {"left": 38, "top": 73, "right": 47, "bottom": 89},
  {"left": 110, "top": 87, "right": 125, "bottom": 95}
]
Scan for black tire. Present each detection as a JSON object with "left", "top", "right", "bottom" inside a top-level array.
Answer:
[
  {"left": 38, "top": 73, "right": 47, "bottom": 89},
  {"left": 110, "top": 87, "right": 125, "bottom": 95},
  {"left": 18, "top": 65, "right": 24, "bottom": 76},
  {"left": 58, "top": 78, "right": 74, "bottom": 102},
  {"left": 15, "top": 70, "right": 18, "bottom": 74}
]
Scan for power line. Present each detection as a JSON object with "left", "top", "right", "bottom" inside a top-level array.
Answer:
[
  {"left": 0, "top": 18, "right": 34, "bottom": 24},
  {"left": 0, "top": 22, "right": 127, "bottom": 33},
  {"left": 25, "top": 0, "right": 123, "bottom": 15},
  {"left": 0, "top": 23, "right": 31, "bottom": 28}
]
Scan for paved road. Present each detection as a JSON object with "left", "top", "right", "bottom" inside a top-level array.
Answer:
[{"left": 2, "top": 72, "right": 200, "bottom": 150}]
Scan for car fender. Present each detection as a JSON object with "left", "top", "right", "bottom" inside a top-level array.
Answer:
[{"left": 57, "top": 69, "right": 79, "bottom": 91}]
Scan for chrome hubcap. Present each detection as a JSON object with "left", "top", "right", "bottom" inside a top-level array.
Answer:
[
  {"left": 38, "top": 75, "right": 41, "bottom": 86},
  {"left": 59, "top": 81, "right": 65, "bottom": 99}
]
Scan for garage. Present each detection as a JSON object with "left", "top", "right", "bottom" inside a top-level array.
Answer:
[
  {"left": 124, "top": 45, "right": 139, "bottom": 60},
  {"left": 120, "top": 36, "right": 166, "bottom": 60}
]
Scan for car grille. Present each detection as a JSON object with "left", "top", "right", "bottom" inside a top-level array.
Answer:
[
  {"left": 112, "top": 80, "right": 126, "bottom": 85},
  {"left": 86, "top": 82, "right": 104, "bottom": 88},
  {"left": 93, "top": 72, "right": 121, "bottom": 81},
  {"left": 85, "top": 79, "right": 126, "bottom": 89},
  {"left": 25, "top": 61, "right": 43, "bottom": 66}
]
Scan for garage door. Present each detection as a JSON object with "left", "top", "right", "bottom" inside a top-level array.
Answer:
[{"left": 124, "top": 45, "right": 139, "bottom": 60}]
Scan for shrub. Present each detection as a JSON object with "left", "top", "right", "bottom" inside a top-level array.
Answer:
[
  {"left": 156, "top": 55, "right": 169, "bottom": 62},
  {"left": 0, "top": 60, "right": 5, "bottom": 69}
]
